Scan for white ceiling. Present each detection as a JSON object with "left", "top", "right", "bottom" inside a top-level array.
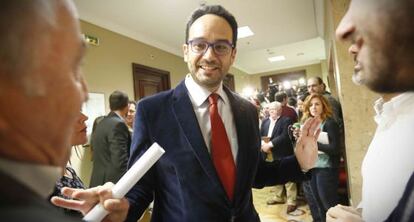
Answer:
[{"left": 73, "top": 0, "right": 326, "bottom": 74}]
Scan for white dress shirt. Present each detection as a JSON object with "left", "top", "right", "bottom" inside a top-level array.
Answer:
[
  {"left": 267, "top": 118, "right": 276, "bottom": 138},
  {"left": 359, "top": 92, "right": 414, "bottom": 221},
  {"left": 266, "top": 116, "right": 280, "bottom": 147},
  {"left": 184, "top": 74, "right": 238, "bottom": 163}
]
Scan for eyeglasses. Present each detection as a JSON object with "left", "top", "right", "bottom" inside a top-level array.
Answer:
[{"left": 187, "top": 39, "right": 234, "bottom": 56}]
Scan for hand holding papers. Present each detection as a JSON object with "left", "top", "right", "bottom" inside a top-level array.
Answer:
[
  {"left": 317, "top": 131, "right": 329, "bottom": 144},
  {"left": 83, "top": 143, "right": 165, "bottom": 222},
  {"left": 317, "top": 131, "right": 329, "bottom": 154}
]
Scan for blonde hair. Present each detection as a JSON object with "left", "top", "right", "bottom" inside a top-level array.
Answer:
[{"left": 301, "top": 94, "right": 333, "bottom": 122}]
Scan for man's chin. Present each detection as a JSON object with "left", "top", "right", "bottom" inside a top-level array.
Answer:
[{"left": 352, "top": 72, "right": 366, "bottom": 86}]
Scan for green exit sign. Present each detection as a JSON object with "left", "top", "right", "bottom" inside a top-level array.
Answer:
[{"left": 83, "top": 34, "right": 99, "bottom": 46}]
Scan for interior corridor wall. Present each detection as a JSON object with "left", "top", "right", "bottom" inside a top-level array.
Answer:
[{"left": 327, "top": 0, "right": 378, "bottom": 205}]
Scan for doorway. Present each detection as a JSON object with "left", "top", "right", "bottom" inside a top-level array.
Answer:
[{"left": 132, "top": 63, "right": 171, "bottom": 100}]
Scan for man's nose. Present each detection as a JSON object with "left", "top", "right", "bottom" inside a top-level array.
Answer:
[
  {"left": 335, "top": 11, "right": 355, "bottom": 42},
  {"left": 202, "top": 45, "right": 217, "bottom": 59}
]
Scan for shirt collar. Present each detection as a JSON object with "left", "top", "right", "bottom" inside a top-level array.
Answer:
[
  {"left": 270, "top": 115, "right": 280, "bottom": 122},
  {"left": 184, "top": 74, "right": 227, "bottom": 106},
  {"left": 374, "top": 92, "right": 414, "bottom": 123},
  {"left": 113, "top": 111, "right": 125, "bottom": 121},
  {"left": 0, "top": 157, "right": 61, "bottom": 198}
]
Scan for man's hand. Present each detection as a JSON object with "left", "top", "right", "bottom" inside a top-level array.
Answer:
[
  {"left": 261, "top": 142, "right": 273, "bottom": 153},
  {"left": 50, "top": 182, "right": 129, "bottom": 222},
  {"left": 326, "top": 204, "right": 363, "bottom": 222},
  {"left": 294, "top": 117, "right": 321, "bottom": 171}
]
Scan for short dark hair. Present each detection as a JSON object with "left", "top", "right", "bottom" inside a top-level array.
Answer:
[
  {"left": 185, "top": 5, "right": 238, "bottom": 47},
  {"left": 109, "top": 90, "right": 129, "bottom": 111},
  {"left": 287, "top": 97, "right": 297, "bottom": 107},
  {"left": 128, "top": 100, "right": 136, "bottom": 106},
  {"left": 275, "top": 91, "right": 287, "bottom": 103}
]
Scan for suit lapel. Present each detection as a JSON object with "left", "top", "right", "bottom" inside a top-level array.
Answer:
[
  {"left": 262, "top": 119, "right": 270, "bottom": 136},
  {"left": 271, "top": 117, "right": 281, "bottom": 138},
  {"left": 224, "top": 87, "right": 254, "bottom": 204},
  {"left": 172, "top": 82, "right": 222, "bottom": 190}
]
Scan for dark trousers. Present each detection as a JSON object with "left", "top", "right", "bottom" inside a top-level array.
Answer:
[{"left": 303, "top": 168, "right": 339, "bottom": 222}]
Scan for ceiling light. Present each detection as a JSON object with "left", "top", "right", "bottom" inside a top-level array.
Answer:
[
  {"left": 268, "top": 55, "right": 286, "bottom": 62},
  {"left": 242, "top": 86, "right": 254, "bottom": 98},
  {"left": 283, "top": 81, "right": 292, "bottom": 89},
  {"left": 299, "top": 78, "right": 306, "bottom": 85},
  {"left": 238, "top": 26, "right": 254, "bottom": 39}
]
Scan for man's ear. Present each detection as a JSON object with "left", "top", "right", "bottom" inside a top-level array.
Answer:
[
  {"left": 183, "top": 44, "right": 189, "bottom": 62},
  {"left": 230, "top": 48, "right": 237, "bottom": 65}
]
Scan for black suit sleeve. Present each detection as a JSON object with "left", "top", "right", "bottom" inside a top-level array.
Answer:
[
  {"left": 253, "top": 155, "right": 308, "bottom": 188},
  {"left": 384, "top": 172, "right": 414, "bottom": 221},
  {"left": 107, "top": 121, "right": 130, "bottom": 183},
  {"left": 317, "top": 118, "right": 340, "bottom": 156}
]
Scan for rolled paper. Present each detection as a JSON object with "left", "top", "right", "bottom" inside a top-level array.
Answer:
[{"left": 83, "top": 142, "right": 165, "bottom": 222}]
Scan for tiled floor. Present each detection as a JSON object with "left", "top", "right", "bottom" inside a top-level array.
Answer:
[{"left": 252, "top": 186, "right": 313, "bottom": 222}]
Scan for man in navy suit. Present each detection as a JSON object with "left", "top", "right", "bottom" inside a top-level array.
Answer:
[
  {"left": 53, "top": 5, "right": 321, "bottom": 221},
  {"left": 327, "top": 0, "right": 414, "bottom": 221}
]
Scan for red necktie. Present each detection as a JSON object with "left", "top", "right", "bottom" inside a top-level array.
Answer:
[{"left": 208, "top": 93, "right": 236, "bottom": 201}]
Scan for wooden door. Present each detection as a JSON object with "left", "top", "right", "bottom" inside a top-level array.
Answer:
[{"left": 132, "top": 63, "right": 171, "bottom": 100}]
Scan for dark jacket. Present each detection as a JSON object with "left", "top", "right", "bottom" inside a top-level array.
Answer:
[
  {"left": 260, "top": 116, "right": 294, "bottom": 159},
  {"left": 385, "top": 171, "right": 414, "bottom": 222},
  {"left": 318, "top": 118, "right": 341, "bottom": 168},
  {"left": 125, "top": 81, "right": 306, "bottom": 222},
  {"left": 90, "top": 111, "right": 131, "bottom": 187},
  {"left": 0, "top": 171, "right": 80, "bottom": 222}
]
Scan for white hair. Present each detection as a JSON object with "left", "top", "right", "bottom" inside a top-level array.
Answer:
[
  {"left": 0, "top": 0, "right": 58, "bottom": 90},
  {"left": 268, "top": 101, "right": 282, "bottom": 110}
]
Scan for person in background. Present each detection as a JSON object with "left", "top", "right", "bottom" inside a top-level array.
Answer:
[
  {"left": 275, "top": 91, "right": 298, "bottom": 122},
  {"left": 50, "top": 112, "right": 88, "bottom": 218},
  {"left": 327, "top": 0, "right": 414, "bottom": 221},
  {"left": 307, "top": 77, "right": 343, "bottom": 128},
  {"left": 125, "top": 100, "right": 136, "bottom": 133},
  {"left": 300, "top": 94, "right": 340, "bottom": 222},
  {"left": 296, "top": 93, "right": 309, "bottom": 121},
  {"left": 260, "top": 101, "right": 297, "bottom": 213},
  {"left": 287, "top": 96, "right": 297, "bottom": 111},
  {"left": 52, "top": 5, "right": 321, "bottom": 222},
  {"left": 0, "top": 0, "right": 88, "bottom": 221},
  {"left": 89, "top": 90, "right": 131, "bottom": 187}
]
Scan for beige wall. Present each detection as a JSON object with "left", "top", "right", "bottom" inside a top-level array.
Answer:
[
  {"left": 247, "top": 63, "right": 323, "bottom": 91},
  {"left": 81, "top": 21, "right": 250, "bottom": 106},
  {"left": 327, "top": 0, "right": 378, "bottom": 205},
  {"left": 80, "top": 20, "right": 188, "bottom": 107}
]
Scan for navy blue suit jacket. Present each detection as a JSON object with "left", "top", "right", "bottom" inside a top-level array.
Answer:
[
  {"left": 260, "top": 116, "right": 293, "bottom": 159},
  {"left": 125, "top": 81, "right": 305, "bottom": 222},
  {"left": 385, "top": 171, "right": 414, "bottom": 222}
]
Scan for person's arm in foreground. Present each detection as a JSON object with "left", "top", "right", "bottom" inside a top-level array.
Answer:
[
  {"left": 51, "top": 182, "right": 129, "bottom": 222},
  {"left": 326, "top": 204, "right": 363, "bottom": 222}
]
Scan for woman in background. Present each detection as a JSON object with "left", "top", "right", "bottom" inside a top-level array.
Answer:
[
  {"left": 300, "top": 94, "right": 340, "bottom": 222},
  {"left": 50, "top": 112, "right": 88, "bottom": 218}
]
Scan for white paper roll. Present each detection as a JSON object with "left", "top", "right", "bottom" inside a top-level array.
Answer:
[{"left": 83, "top": 142, "right": 165, "bottom": 222}]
